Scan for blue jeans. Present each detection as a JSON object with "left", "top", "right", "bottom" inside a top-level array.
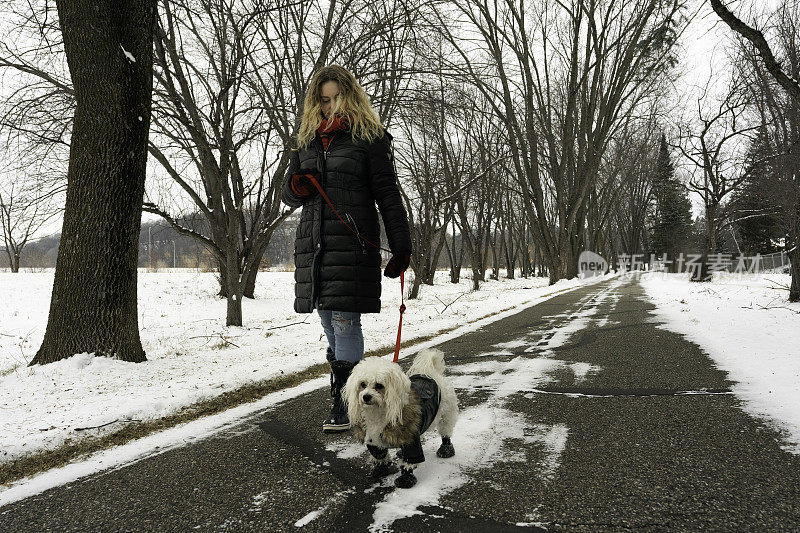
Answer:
[{"left": 317, "top": 310, "right": 364, "bottom": 363}]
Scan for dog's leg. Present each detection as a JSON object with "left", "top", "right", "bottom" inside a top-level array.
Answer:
[
  {"left": 394, "top": 461, "right": 418, "bottom": 489},
  {"left": 394, "top": 434, "right": 423, "bottom": 488},
  {"left": 436, "top": 436, "right": 455, "bottom": 458},
  {"left": 436, "top": 385, "right": 457, "bottom": 459},
  {"left": 367, "top": 445, "right": 398, "bottom": 478}
]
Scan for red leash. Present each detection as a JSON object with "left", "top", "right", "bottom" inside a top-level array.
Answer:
[
  {"left": 394, "top": 272, "right": 405, "bottom": 363},
  {"left": 307, "top": 176, "right": 406, "bottom": 363}
]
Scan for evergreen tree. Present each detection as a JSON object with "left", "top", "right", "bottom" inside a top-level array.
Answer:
[
  {"left": 650, "top": 134, "right": 693, "bottom": 271},
  {"left": 731, "top": 128, "right": 781, "bottom": 255}
]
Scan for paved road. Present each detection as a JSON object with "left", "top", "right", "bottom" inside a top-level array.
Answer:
[{"left": 2, "top": 277, "right": 799, "bottom": 532}]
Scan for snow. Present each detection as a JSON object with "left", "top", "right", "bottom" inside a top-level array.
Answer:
[
  {"left": 0, "top": 269, "right": 600, "bottom": 468},
  {"left": 640, "top": 272, "right": 800, "bottom": 454},
  {"left": 119, "top": 45, "right": 135, "bottom": 63},
  {"left": 294, "top": 508, "right": 325, "bottom": 527},
  {"left": 293, "top": 491, "right": 350, "bottom": 527}
]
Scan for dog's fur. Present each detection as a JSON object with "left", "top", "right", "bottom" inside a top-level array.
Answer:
[{"left": 342, "top": 348, "right": 458, "bottom": 484}]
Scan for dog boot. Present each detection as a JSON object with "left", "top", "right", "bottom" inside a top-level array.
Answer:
[
  {"left": 366, "top": 445, "right": 398, "bottom": 477},
  {"left": 436, "top": 436, "right": 455, "bottom": 458},
  {"left": 322, "top": 350, "right": 355, "bottom": 433},
  {"left": 395, "top": 466, "right": 417, "bottom": 489},
  {"left": 370, "top": 461, "right": 399, "bottom": 478}
]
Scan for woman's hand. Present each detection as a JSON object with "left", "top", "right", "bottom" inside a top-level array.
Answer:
[
  {"left": 290, "top": 169, "right": 321, "bottom": 197},
  {"left": 384, "top": 251, "right": 411, "bottom": 278}
]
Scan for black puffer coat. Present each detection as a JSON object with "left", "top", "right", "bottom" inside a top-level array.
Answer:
[{"left": 281, "top": 128, "right": 411, "bottom": 313}]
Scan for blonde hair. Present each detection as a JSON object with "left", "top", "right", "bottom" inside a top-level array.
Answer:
[{"left": 296, "top": 65, "right": 385, "bottom": 149}]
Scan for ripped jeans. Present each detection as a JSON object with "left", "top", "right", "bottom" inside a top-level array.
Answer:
[{"left": 317, "top": 310, "right": 364, "bottom": 363}]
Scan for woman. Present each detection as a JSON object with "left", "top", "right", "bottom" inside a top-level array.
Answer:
[{"left": 281, "top": 65, "right": 412, "bottom": 433}]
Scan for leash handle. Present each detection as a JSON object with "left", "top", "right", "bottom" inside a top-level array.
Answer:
[{"left": 307, "top": 175, "right": 406, "bottom": 363}]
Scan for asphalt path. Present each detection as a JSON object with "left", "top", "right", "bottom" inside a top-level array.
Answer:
[{"left": 2, "top": 277, "right": 799, "bottom": 532}]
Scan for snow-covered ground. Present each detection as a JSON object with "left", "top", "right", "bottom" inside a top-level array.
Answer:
[
  {"left": 0, "top": 272, "right": 616, "bottom": 518},
  {"left": 640, "top": 272, "right": 800, "bottom": 454},
  {"left": 0, "top": 269, "right": 595, "bottom": 465}
]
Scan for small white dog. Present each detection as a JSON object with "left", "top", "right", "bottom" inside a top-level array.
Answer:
[{"left": 343, "top": 348, "right": 458, "bottom": 488}]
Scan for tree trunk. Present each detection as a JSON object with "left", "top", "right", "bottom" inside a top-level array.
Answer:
[
  {"left": 789, "top": 246, "right": 799, "bottom": 302},
  {"left": 472, "top": 267, "right": 481, "bottom": 291},
  {"left": 425, "top": 229, "right": 447, "bottom": 285},
  {"left": 692, "top": 209, "right": 717, "bottom": 282},
  {"left": 11, "top": 253, "right": 20, "bottom": 273},
  {"left": 242, "top": 245, "right": 264, "bottom": 299},
  {"left": 790, "top": 199, "right": 799, "bottom": 301},
  {"left": 519, "top": 244, "right": 529, "bottom": 278},
  {"left": 566, "top": 233, "right": 581, "bottom": 279},
  {"left": 409, "top": 269, "right": 423, "bottom": 299},
  {"left": 548, "top": 238, "right": 569, "bottom": 285},
  {"left": 32, "top": 0, "right": 155, "bottom": 365},
  {"left": 226, "top": 274, "right": 243, "bottom": 326},
  {"left": 217, "top": 258, "right": 228, "bottom": 297},
  {"left": 489, "top": 231, "right": 499, "bottom": 281},
  {"left": 224, "top": 240, "right": 243, "bottom": 326},
  {"left": 242, "top": 227, "right": 275, "bottom": 299}
]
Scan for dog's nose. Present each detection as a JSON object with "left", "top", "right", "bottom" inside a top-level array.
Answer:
[{"left": 362, "top": 394, "right": 372, "bottom": 404}]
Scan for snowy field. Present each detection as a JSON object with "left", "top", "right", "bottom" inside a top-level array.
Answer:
[
  {"left": 640, "top": 272, "right": 800, "bottom": 454},
  {"left": 0, "top": 269, "right": 592, "bottom": 464}
]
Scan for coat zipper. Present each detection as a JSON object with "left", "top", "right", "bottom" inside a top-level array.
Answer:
[
  {"left": 323, "top": 131, "right": 339, "bottom": 160},
  {"left": 312, "top": 131, "right": 339, "bottom": 309},
  {"left": 325, "top": 132, "right": 366, "bottom": 255}
]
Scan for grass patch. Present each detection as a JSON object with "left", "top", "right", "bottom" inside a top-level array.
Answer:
[{"left": 0, "top": 364, "right": 21, "bottom": 378}]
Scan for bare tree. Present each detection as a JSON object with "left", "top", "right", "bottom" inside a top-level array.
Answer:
[
  {"left": 31, "top": 0, "right": 157, "bottom": 365},
  {"left": 711, "top": 0, "right": 800, "bottom": 101},
  {"left": 432, "top": 0, "right": 686, "bottom": 283},
  {"left": 141, "top": 0, "right": 293, "bottom": 326},
  {"left": 2, "top": 0, "right": 431, "bottom": 326},
  {"left": 603, "top": 114, "right": 664, "bottom": 263},
  {"left": 396, "top": 101, "right": 450, "bottom": 298},
  {"left": 599, "top": 134, "right": 654, "bottom": 263},
  {"left": 394, "top": 54, "right": 467, "bottom": 298},
  {"left": 0, "top": 176, "right": 58, "bottom": 272},
  {"left": 674, "top": 76, "right": 762, "bottom": 280},
  {"left": 451, "top": 99, "right": 506, "bottom": 290}
]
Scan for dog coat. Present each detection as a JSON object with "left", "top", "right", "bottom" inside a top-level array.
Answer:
[
  {"left": 410, "top": 374, "right": 440, "bottom": 435},
  {"left": 364, "top": 374, "right": 441, "bottom": 464}
]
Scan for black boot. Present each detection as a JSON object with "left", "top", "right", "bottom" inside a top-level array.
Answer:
[{"left": 322, "top": 348, "right": 356, "bottom": 433}]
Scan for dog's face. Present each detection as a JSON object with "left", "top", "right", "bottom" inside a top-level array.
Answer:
[
  {"left": 355, "top": 373, "right": 390, "bottom": 409},
  {"left": 343, "top": 357, "right": 411, "bottom": 427}
]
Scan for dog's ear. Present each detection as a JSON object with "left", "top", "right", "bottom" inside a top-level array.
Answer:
[
  {"left": 383, "top": 364, "right": 411, "bottom": 427},
  {"left": 343, "top": 362, "right": 363, "bottom": 426}
]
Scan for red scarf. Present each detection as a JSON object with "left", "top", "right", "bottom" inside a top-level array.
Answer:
[{"left": 317, "top": 114, "right": 350, "bottom": 150}]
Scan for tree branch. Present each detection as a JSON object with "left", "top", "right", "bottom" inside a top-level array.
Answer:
[{"left": 710, "top": 0, "right": 800, "bottom": 101}]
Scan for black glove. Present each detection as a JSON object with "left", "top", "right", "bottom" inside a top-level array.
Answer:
[{"left": 384, "top": 251, "right": 411, "bottom": 278}]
